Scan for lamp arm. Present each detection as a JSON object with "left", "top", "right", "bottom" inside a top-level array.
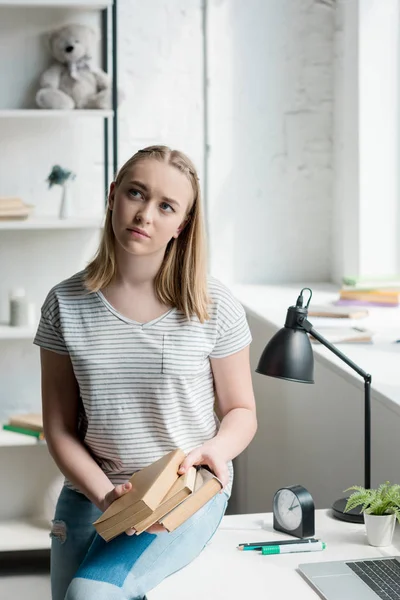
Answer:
[{"left": 298, "top": 317, "right": 371, "bottom": 383}]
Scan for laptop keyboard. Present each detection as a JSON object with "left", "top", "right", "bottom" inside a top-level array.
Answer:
[{"left": 346, "top": 558, "right": 400, "bottom": 599}]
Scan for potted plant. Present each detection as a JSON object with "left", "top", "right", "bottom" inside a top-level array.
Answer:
[
  {"left": 344, "top": 481, "right": 400, "bottom": 547},
  {"left": 47, "top": 165, "right": 76, "bottom": 219}
]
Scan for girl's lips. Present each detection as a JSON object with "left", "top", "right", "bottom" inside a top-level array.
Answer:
[{"left": 128, "top": 228, "right": 150, "bottom": 239}]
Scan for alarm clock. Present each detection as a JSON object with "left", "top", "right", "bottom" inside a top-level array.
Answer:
[{"left": 273, "top": 484, "right": 315, "bottom": 539}]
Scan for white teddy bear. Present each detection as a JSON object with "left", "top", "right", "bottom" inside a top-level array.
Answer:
[{"left": 36, "top": 23, "right": 113, "bottom": 110}]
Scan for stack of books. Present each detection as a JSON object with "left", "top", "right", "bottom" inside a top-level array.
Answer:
[
  {"left": 336, "top": 276, "right": 400, "bottom": 307},
  {"left": 94, "top": 448, "right": 223, "bottom": 541},
  {"left": 3, "top": 413, "right": 44, "bottom": 440},
  {"left": 0, "top": 197, "right": 34, "bottom": 220}
]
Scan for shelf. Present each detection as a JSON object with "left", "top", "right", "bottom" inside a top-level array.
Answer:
[
  {"left": 0, "top": 109, "right": 113, "bottom": 119},
  {"left": 0, "top": 1, "right": 112, "bottom": 7},
  {"left": 0, "top": 518, "right": 50, "bottom": 552},
  {"left": 0, "top": 216, "right": 104, "bottom": 230},
  {"left": 0, "top": 325, "right": 36, "bottom": 340}
]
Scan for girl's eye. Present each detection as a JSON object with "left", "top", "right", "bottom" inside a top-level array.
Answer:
[
  {"left": 160, "top": 202, "right": 174, "bottom": 212},
  {"left": 128, "top": 189, "right": 143, "bottom": 199}
]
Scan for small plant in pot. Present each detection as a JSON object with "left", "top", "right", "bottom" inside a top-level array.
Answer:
[
  {"left": 47, "top": 165, "right": 76, "bottom": 219},
  {"left": 344, "top": 481, "right": 400, "bottom": 547}
]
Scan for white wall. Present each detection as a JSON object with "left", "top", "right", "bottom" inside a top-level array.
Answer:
[
  {"left": 0, "top": 0, "right": 204, "bottom": 422},
  {"left": 206, "top": 0, "right": 335, "bottom": 285}
]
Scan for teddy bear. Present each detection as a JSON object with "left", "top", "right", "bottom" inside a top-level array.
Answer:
[{"left": 36, "top": 23, "right": 113, "bottom": 110}]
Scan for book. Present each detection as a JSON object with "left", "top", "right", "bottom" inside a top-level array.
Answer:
[
  {"left": 93, "top": 450, "right": 223, "bottom": 541},
  {"left": 343, "top": 275, "right": 400, "bottom": 289},
  {"left": 124, "top": 466, "right": 197, "bottom": 535},
  {"left": 308, "top": 304, "right": 369, "bottom": 319},
  {"left": 159, "top": 467, "right": 222, "bottom": 532},
  {"left": 309, "top": 327, "right": 373, "bottom": 344},
  {"left": 93, "top": 448, "right": 186, "bottom": 540},
  {"left": 2, "top": 424, "right": 44, "bottom": 440},
  {"left": 0, "top": 197, "right": 25, "bottom": 210},
  {"left": 339, "top": 289, "right": 400, "bottom": 306},
  {"left": 0, "top": 197, "right": 34, "bottom": 220},
  {"left": 8, "top": 413, "right": 43, "bottom": 432}
]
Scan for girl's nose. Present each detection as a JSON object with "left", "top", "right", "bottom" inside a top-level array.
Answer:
[{"left": 135, "top": 205, "right": 153, "bottom": 224}]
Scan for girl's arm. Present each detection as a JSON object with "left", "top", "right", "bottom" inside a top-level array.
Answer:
[
  {"left": 41, "top": 348, "right": 131, "bottom": 511},
  {"left": 178, "top": 345, "right": 257, "bottom": 486}
]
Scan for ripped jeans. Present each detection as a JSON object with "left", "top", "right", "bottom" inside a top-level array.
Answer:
[{"left": 51, "top": 486, "right": 228, "bottom": 600}]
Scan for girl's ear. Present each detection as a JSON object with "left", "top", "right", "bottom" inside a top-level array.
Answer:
[
  {"left": 173, "top": 217, "right": 189, "bottom": 238},
  {"left": 108, "top": 182, "right": 116, "bottom": 210}
]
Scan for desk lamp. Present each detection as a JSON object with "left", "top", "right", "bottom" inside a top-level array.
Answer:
[{"left": 256, "top": 287, "right": 371, "bottom": 523}]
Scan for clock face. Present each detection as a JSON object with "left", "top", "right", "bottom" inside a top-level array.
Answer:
[{"left": 273, "top": 488, "right": 302, "bottom": 531}]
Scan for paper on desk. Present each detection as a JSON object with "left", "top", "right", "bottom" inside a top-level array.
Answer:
[{"left": 310, "top": 327, "right": 373, "bottom": 344}]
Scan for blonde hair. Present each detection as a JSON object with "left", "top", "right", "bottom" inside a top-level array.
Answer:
[{"left": 85, "top": 145, "right": 210, "bottom": 322}]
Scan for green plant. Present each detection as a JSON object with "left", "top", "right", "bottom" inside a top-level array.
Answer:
[
  {"left": 344, "top": 481, "right": 400, "bottom": 523},
  {"left": 47, "top": 165, "right": 75, "bottom": 188}
]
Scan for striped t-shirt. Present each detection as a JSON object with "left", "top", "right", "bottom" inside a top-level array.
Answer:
[{"left": 33, "top": 271, "right": 252, "bottom": 496}]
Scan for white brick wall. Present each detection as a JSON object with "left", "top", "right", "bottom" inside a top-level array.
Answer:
[{"left": 207, "top": 0, "right": 335, "bottom": 284}]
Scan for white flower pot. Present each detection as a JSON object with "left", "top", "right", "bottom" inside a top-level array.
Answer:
[{"left": 364, "top": 512, "right": 396, "bottom": 547}]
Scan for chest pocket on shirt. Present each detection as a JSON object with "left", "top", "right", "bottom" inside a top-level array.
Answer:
[{"left": 162, "top": 332, "right": 209, "bottom": 377}]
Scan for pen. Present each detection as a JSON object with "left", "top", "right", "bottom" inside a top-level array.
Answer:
[
  {"left": 261, "top": 541, "right": 326, "bottom": 555},
  {"left": 238, "top": 538, "right": 318, "bottom": 551}
]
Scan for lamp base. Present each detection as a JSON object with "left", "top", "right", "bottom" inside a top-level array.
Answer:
[{"left": 331, "top": 497, "right": 364, "bottom": 523}]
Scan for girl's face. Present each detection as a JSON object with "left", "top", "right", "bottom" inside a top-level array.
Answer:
[{"left": 109, "top": 159, "right": 193, "bottom": 258}]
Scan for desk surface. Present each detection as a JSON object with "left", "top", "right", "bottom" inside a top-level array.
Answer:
[{"left": 149, "top": 509, "right": 400, "bottom": 599}]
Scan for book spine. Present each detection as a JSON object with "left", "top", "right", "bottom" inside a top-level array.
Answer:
[
  {"left": 3, "top": 424, "right": 44, "bottom": 439},
  {"left": 335, "top": 299, "right": 399, "bottom": 308}
]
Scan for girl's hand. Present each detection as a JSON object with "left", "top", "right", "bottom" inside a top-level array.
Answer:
[
  {"left": 99, "top": 482, "right": 136, "bottom": 536},
  {"left": 178, "top": 441, "right": 229, "bottom": 489}
]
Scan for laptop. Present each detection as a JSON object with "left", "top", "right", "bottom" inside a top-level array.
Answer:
[{"left": 298, "top": 556, "right": 400, "bottom": 599}]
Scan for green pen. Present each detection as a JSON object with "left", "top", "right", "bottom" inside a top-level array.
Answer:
[
  {"left": 238, "top": 538, "right": 318, "bottom": 551},
  {"left": 261, "top": 541, "right": 326, "bottom": 555}
]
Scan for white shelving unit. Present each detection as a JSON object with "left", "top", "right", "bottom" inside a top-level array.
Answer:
[
  {"left": 0, "top": 519, "right": 51, "bottom": 552},
  {"left": 0, "top": 1, "right": 111, "bottom": 7},
  {"left": 0, "top": 325, "right": 36, "bottom": 339},
  {"left": 0, "top": 109, "right": 113, "bottom": 118},
  {"left": 0, "top": 216, "right": 104, "bottom": 230},
  {"left": 0, "top": 0, "right": 117, "bottom": 558}
]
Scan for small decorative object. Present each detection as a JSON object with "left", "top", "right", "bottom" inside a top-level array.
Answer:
[
  {"left": 273, "top": 485, "right": 315, "bottom": 539},
  {"left": 0, "top": 197, "right": 34, "bottom": 221},
  {"left": 35, "top": 23, "right": 122, "bottom": 110},
  {"left": 9, "top": 289, "right": 36, "bottom": 327},
  {"left": 344, "top": 481, "right": 400, "bottom": 546},
  {"left": 47, "top": 165, "right": 76, "bottom": 219}
]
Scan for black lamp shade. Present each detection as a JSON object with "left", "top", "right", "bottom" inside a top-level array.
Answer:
[{"left": 256, "top": 327, "right": 315, "bottom": 383}]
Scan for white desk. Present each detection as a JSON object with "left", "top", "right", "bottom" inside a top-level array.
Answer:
[{"left": 149, "top": 509, "right": 400, "bottom": 599}]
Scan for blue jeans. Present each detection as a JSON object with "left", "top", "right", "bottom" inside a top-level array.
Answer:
[{"left": 51, "top": 486, "right": 228, "bottom": 600}]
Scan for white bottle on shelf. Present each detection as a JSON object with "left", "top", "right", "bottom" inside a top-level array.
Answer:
[{"left": 9, "top": 288, "right": 35, "bottom": 327}]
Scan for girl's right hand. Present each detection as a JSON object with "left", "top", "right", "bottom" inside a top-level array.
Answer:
[{"left": 99, "top": 482, "right": 136, "bottom": 536}]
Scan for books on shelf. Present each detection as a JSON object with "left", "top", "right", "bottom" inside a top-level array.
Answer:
[
  {"left": 93, "top": 448, "right": 222, "bottom": 542},
  {"left": 2, "top": 413, "right": 44, "bottom": 440},
  {"left": 0, "top": 197, "right": 34, "bottom": 220}
]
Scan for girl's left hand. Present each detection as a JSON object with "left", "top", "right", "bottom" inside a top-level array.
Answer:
[{"left": 177, "top": 441, "right": 229, "bottom": 489}]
